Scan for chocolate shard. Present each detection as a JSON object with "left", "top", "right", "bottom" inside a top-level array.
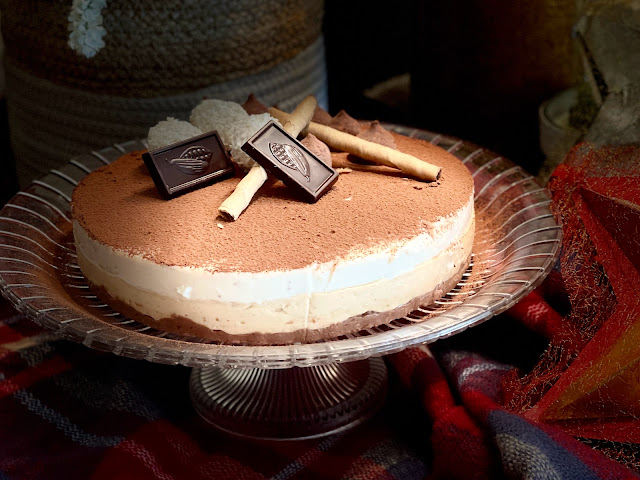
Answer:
[
  {"left": 312, "top": 106, "right": 333, "bottom": 126},
  {"left": 301, "top": 133, "right": 332, "bottom": 166},
  {"left": 329, "top": 109, "right": 361, "bottom": 136},
  {"left": 242, "top": 121, "right": 339, "bottom": 203},
  {"left": 143, "top": 131, "right": 234, "bottom": 199},
  {"left": 356, "top": 120, "right": 397, "bottom": 150},
  {"left": 241, "top": 93, "right": 269, "bottom": 115}
]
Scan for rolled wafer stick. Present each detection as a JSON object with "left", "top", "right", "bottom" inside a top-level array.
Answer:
[
  {"left": 270, "top": 107, "right": 441, "bottom": 181},
  {"left": 218, "top": 96, "right": 318, "bottom": 220},
  {"left": 281, "top": 95, "right": 318, "bottom": 137},
  {"left": 218, "top": 164, "right": 268, "bottom": 221}
]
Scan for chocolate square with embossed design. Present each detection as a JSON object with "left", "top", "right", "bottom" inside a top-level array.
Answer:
[
  {"left": 143, "top": 131, "right": 234, "bottom": 199},
  {"left": 242, "top": 121, "right": 339, "bottom": 202}
]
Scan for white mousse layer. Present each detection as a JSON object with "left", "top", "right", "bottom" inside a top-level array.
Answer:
[{"left": 74, "top": 198, "right": 474, "bottom": 335}]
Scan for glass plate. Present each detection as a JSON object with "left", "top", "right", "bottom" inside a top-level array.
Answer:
[{"left": 0, "top": 127, "right": 561, "bottom": 368}]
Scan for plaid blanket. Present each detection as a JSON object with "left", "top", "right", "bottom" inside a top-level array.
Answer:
[{"left": 1, "top": 273, "right": 638, "bottom": 480}]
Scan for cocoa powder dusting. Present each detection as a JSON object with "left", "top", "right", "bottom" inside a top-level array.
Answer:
[{"left": 72, "top": 134, "right": 473, "bottom": 272}]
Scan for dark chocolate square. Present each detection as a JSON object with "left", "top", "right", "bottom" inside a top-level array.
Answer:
[
  {"left": 242, "top": 121, "right": 339, "bottom": 203},
  {"left": 142, "top": 131, "right": 234, "bottom": 199}
]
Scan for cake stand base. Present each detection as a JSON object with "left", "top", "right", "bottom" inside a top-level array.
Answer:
[{"left": 189, "top": 358, "right": 388, "bottom": 441}]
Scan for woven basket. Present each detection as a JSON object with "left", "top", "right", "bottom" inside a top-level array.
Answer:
[{"left": 0, "top": 0, "right": 327, "bottom": 186}]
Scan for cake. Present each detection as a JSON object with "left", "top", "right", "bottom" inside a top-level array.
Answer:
[{"left": 71, "top": 109, "right": 475, "bottom": 345}]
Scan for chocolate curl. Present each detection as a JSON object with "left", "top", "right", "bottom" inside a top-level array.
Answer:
[
  {"left": 270, "top": 108, "right": 442, "bottom": 182},
  {"left": 218, "top": 96, "right": 318, "bottom": 220}
]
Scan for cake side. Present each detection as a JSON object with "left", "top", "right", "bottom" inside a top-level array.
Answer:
[
  {"left": 73, "top": 211, "right": 474, "bottom": 340},
  {"left": 82, "top": 248, "right": 473, "bottom": 344}
]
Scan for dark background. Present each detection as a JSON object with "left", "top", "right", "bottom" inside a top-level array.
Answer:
[
  {"left": 323, "top": 0, "right": 577, "bottom": 175},
  {"left": 0, "top": 100, "right": 15, "bottom": 207},
  {"left": 0, "top": 1, "right": 577, "bottom": 206}
]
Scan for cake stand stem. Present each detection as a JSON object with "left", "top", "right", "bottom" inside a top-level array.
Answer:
[{"left": 189, "top": 357, "right": 388, "bottom": 441}]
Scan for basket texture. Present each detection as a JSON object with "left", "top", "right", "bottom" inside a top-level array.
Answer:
[{"left": 0, "top": 0, "right": 327, "bottom": 186}]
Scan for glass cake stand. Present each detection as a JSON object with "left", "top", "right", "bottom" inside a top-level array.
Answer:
[{"left": 0, "top": 126, "right": 561, "bottom": 440}]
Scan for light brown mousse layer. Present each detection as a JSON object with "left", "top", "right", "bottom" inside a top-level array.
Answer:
[{"left": 72, "top": 133, "right": 474, "bottom": 273}]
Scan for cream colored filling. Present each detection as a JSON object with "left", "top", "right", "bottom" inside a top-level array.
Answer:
[{"left": 75, "top": 216, "right": 474, "bottom": 335}]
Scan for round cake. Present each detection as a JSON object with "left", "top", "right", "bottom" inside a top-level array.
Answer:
[{"left": 72, "top": 132, "right": 475, "bottom": 344}]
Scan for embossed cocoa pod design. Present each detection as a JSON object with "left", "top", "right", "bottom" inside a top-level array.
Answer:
[
  {"left": 168, "top": 146, "right": 212, "bottom": 175},
  {"left": 269, "top": 142, "right": 310, "bottom": 181}
]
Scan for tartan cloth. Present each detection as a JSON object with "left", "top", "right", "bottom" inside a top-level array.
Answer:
[{"left": 1, "top": 274, "right": 638, "bottom": 480}]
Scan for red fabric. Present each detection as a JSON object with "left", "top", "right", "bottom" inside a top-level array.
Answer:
[
  {"left": 506, "top": 289, "right": 563, "bottom": 340},
  {"left": 505, "top": 142, "right": 640, "bottom": 446},
  {"left": 93, "top": 421, "right": 266, "bottom": 480},
  {"left": 0, "top": 355, "right": 71, "bottom": 398},
  {"left": 391, "top": 341, "right": 640, "bottom": 480},
  {"left": 389, "top": 348, "right": 497, "bottom": 480}
]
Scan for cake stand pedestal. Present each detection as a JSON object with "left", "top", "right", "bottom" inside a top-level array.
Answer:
[
  {"left": 190, "top": 359, "right": 388, "bottom": 440},
  {"left": 0, "top": 129, "right": 562, "bottom": 441}
]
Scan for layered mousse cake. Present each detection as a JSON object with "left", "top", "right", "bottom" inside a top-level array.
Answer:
[{"left": 71, "top": 99, "right": 475, "bottom": 344}]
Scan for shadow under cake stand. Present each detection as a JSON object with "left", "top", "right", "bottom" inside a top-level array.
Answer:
[{"left": 0, "top": 126, "right": 561, "bottom": 440}]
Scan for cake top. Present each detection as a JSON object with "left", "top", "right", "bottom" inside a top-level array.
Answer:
[{"left": 72, "top": 132, "right": 473, "bottom": 272}]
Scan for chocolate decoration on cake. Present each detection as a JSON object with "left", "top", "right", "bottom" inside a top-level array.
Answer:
[
  {"left": 143, "top": 131, "right": 234, "bottom": 199},
  {"left": 168, "top": 146, "right": 212, "bottom": 174},
  {"left": 269, "top": 142, "right": 311, "bottom": 181},
  {"left": 242, "top": 121, "right": 339, "bottom": 203}
]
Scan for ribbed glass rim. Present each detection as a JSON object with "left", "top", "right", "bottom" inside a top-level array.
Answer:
[{"left": 0, "top": 126, "right": 561, "bottom": 368}]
